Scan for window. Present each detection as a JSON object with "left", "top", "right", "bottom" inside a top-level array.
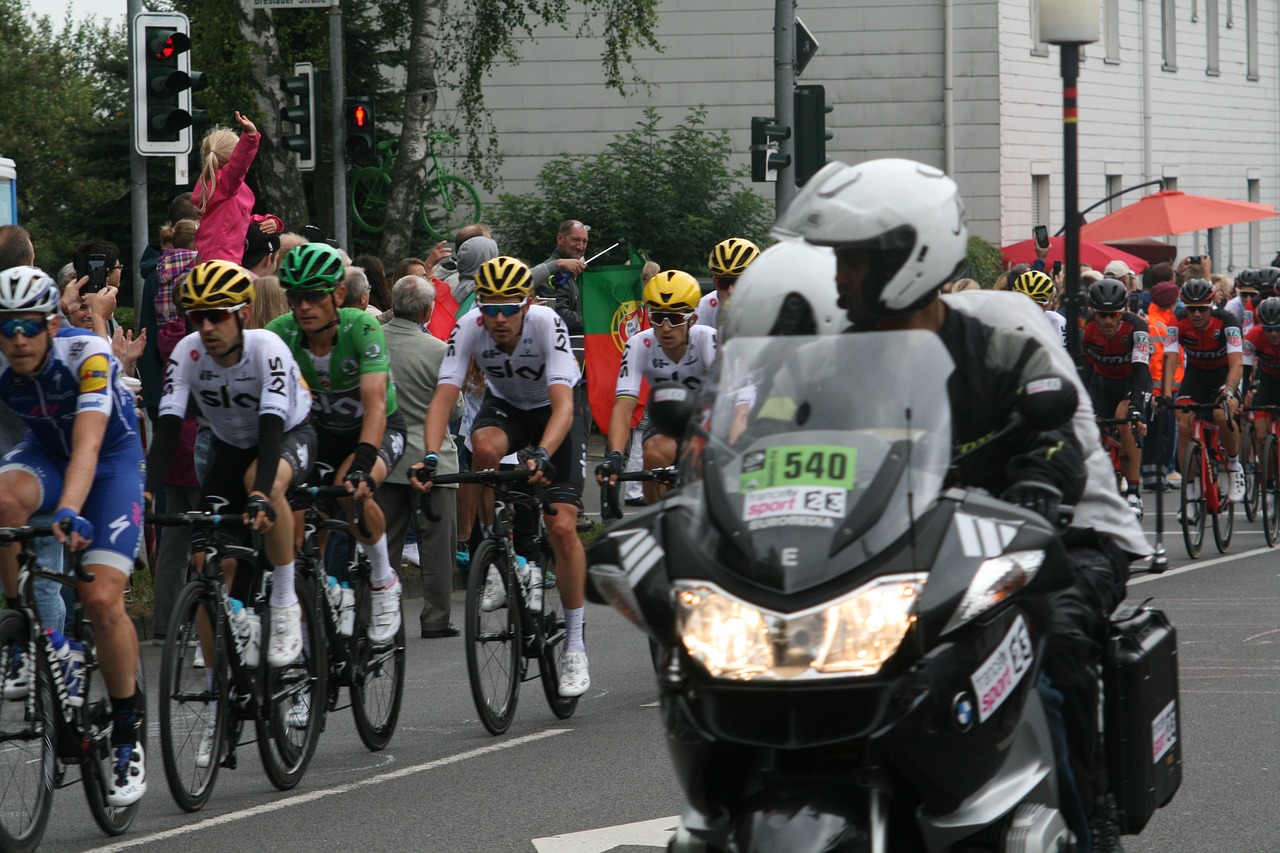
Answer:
[
  {"left": 1033, "top": 175, "right": 1051, "bottom": 230},
  {"left": 1207, "top": 0, "right": 1220, "bottom": 75},
  {"left": 1106, "top": 175, "right": 1124, "bottom": 213},
  {"left": 1246, "top": 0, "right": 1259, "bottom": 79},
  {"left": 1030, "top": 1, "right": 1049, "bottom": 56},
  {"left": 1104, "top": 0, "right": 1121, "bottom": 63},
  {"left": 1162, "top": 0, "right": 1178, "bottom": 70}
]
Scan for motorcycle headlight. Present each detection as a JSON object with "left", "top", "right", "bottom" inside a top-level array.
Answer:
[
  {"left": 941, "top": 549, "right": 1046, "bottom": 635},
  {"left": 674, "top": 574, "right": 926, "bottom": 681}
]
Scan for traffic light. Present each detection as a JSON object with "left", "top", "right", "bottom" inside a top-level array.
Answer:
[
  {"left": 751, "top": 117, "right": 790, "bottom": 183},
  {"left": 793, "top": 84, "right": 834, "bottom": 187},
  {"left": 280, "top": 62, "right": 317, "bottom": 171},
  {"left": 132, "top": 11, "right": 207, "bottom": 156},
  {"left": 345, "top": 97, "right": 375, "bottom": 165}
]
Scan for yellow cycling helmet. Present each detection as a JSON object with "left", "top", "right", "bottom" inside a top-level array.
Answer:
[
  {"left": 708, "top": 238, "right": 761, "bottom": 277},
  {"left": 475, "top": 256, "right": 533, "bottom": 299},
  {"left": 643, "top": 270, "right": 702, "bottom": 312},
  {"left": 1012, "top": 269, "right": 1056, "bottom": 305},
  {"left": 180, "top": 260, "right": 255, "bottom": 310}
]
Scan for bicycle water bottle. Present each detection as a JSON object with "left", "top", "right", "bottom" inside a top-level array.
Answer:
[
  {"left": 46, "top": 629, "right": 83, "bottom": 707},
  {"left": 229, "top": 598, "right": 256, "bottom": 666},
  {"left": 242, "top": 608, "right": 261, "bottom": 668},
  {"left": 526, "top": 562, "right": 543, "bottom": 613},
  {"left": 337, "top": 583, "right": 356, "bottom": 637},
  {"left": 325, "top": 576, "right": 343, "bottom": 620},
  {"left": 64, "top": 637, "right": 85, "bottom": 707}
]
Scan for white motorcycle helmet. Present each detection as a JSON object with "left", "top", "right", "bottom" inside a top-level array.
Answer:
[
  {"left": 720, "top": 239, "right": 845, "bottom": 342},
  {"left": 773, "top": 158, "right": 968, "bottom": 322}
]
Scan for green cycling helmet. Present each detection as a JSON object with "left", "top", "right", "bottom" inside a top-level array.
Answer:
[{"left": 278, "top": 242, "right": 346, "bottom": 292}]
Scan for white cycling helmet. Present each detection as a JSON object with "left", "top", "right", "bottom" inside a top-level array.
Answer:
[
  {"left": 720, "top": 239, "right": 844, "bottom": 342},
  {"left": 773, "top": 158, "right": 968, "bottom": 321},
  {"left": 0, "top": 266, "right": 58, "bottom": 315}
]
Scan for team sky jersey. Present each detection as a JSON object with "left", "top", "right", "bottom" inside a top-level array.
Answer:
[
  {"left": 1165, "top": 309, "right": 1243, "bottom": 372},
  {"left": 160, "top": 329, "right": 311, "bottom": 448},
  {"left": 696, "top": 291, "right": 720, "bottom": 329},
  {"left": 267, "top": 307, "right": 398, "bottom": 435},
  {"left": 1245, "top": 326, "right": 1280, "bottom": 380},
  {"left": 1083, "top": 313, "right": 1150, "bottom": 381},
  {"left": 1045, "top": 310, "right": 1068, "bottom": 347},
  {"left": 0, "top": 327, "right": 140, "bottom": 458},
  {"left": 439, "top": 304, "right": 580, "bottom": 410},
  {"left": 615, "top": 325, "right": 717, "bottom": 398}
]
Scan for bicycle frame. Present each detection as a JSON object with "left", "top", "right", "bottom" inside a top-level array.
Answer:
[{"left": 1176, "top": 404, "right": 1229, "bottom": 514}]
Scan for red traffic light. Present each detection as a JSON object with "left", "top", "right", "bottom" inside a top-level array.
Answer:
[
  {"left": 351, "top": 104, "right": 368, "bottom": 127},
  {"left": 155, "top": 37, "right": 174, "bottom": 60}
]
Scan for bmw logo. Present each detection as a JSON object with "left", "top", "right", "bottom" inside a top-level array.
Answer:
[{"left": 952, "top": 692, "right": 975, "bottom": 732}]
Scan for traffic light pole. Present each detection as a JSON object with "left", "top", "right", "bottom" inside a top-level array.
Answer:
[
  {"left": 773, "top": 0, "right": 796, "bottom": 216},
  {"left": 330, "top": 0, "right": 348, "bottom": 249},
  {"left": 128, "top": 0, "right": 147, "bottom": 328}
]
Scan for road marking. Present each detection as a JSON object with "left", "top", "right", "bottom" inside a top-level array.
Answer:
[
  {"left": 83, "top": 729, "right": 570, "bottom": 852},
  {"left": 533, "top": 815, "right": 679, "bottom": 851},
  {"left": 1130, "top": 545, "right": 1273, "bottom": 585}
]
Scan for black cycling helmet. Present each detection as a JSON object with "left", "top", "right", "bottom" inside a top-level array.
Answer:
[
  {"left": 1236, "top": 268, "right": 1258, "bottom": 290},
  {"left": 1088, "top": 278, "right": 1128, "bottom": 312},
  {"left": 1256, "top": 296, "right": 1280, "bottom": 327},
  {"left": 1255, "top": 267, "right": 1280, "bottom": 298},
  {"left": 1180, "top": 277, "right": 1216, "bottom": 306}
]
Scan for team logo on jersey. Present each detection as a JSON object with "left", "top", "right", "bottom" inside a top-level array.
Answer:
[
  {"left": 341, "top": 357, "right": 359, "bottom": 376},
  {"left": 364, "top": 343, "right": 382, "bottom": 360},
  {"left": 610, "top": 299, "right": 645, "bottom": 355},
  {"left": 78, "top": 354, "right": 109, "bottom": 393}
]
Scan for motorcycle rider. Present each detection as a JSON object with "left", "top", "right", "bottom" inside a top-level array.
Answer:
[{"left": 765, "top": 158, "right": 1143, "bottom": 853}]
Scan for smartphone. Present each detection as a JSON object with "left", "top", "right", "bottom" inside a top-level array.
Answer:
[
  {"left": 1189, "top": 256, "right": 1202, "bottom": 265},
  {"left": 84, "top": 254, "right": 107, "bottom": 294},
  {"left": 1052, "top": 260, "right": 1063, "bottom": 278},
  {"left": 1033, "top": 225, "right": 1050, "bottom": 250}
]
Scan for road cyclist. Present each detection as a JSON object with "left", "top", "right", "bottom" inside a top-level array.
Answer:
[{"left": 697, "top": 238, "right": 760, "bottom": 330}]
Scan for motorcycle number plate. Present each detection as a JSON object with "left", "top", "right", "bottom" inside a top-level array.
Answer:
[{"left": 970, "top": 615, "right": 1033, "bottom": 723}]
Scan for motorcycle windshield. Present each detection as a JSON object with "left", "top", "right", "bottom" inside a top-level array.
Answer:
[{"left": 701, "top": 331, "right": 954, "bottom": 592}]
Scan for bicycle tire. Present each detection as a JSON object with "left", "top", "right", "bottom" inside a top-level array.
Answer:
[
  {"left": 1211, "top": 453, "right": 1235, "bottom": 553},
  {"left": 349, "top": 573, "right": 406, "bottom": 751},
  {"left": 417, "top": 174, "right": 482, "bottom": 243},
  {"left": 256, "top": 575, "right": 327, "bottom": 791},
  {"left": 536, "top": 550, "right": 579, "bottom": 720},
  {"left": 1242, "top": 419, "right": 1259, "bottom": 521},
  {"left": 159, "top": 580, "right": 225, "bottom": 813},
  {"left": 82, "top": 659, "right": 146, "bottom": 835},
  {"left": 465, "top": 539, "right": 521, "bottom": 735},
  {"left": 0, "top": 610, "right": 54, "bottom": 853},
  {"left": 1181, "top": 442, "right": 1206, "bottom": 559},
  {"left": 1264, "top": 435, "right": 1280, "bottom": 547},
  {"left": 350, "top": 167, "right": 392, "bottom": 234}
]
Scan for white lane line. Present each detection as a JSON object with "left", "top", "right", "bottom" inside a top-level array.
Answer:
[
  {"left": 83, "top": 729, "right": 570, "bottom": 852},
  {"left": 1130, "top": 546, "right": 1273, "bottom": 585}
]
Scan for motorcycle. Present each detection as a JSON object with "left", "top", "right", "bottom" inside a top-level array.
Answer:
[{"left": 587, "top": 330, "right": 1180, "bottom": 853}]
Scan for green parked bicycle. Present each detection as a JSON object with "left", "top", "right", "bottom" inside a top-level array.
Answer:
[{"left": 350, "top": 131, "right": 482, "bottom": 241}]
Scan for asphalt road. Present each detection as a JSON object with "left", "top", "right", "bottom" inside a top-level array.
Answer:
[{"left": 29, "top": 490, "right": 1280, "bottom": 852}]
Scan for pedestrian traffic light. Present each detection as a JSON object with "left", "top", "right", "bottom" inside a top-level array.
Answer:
[
  {"left": 751, "top": 117, "right": 790, "bottom": 183},
  {"left": 280, "top": 62, "right": 318, "bottom": 171},
  {"left": 132, "top": 11, "right": 207, "bottom": 156},
  {"left": 793, "top": 84, "right": 834, "bottom": 187},
  {"left": 345, "top": 97, "right": 375, "bottom": 165}
]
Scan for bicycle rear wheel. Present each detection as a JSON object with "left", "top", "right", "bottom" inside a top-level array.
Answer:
[
  {"left": 0, "top": 611, "right": 53, "bottom": 853},
  {"left": 418, "top": 174, "right": 482, "bottom": 243},
  {"left": 256, "top": 576, "right": 327, "bottom": 790},
  {"left": 536, "top": 552, "right": 578, "bottom": 720},
  {"left": 82, "top": 657, "right": 146, "bottom": 835},
  {"left": 159, "top": 580, "right": 225, "bottom": 812},
  {"left": 465, "top": 539, "right": 521, "bottom": 735},
  {"left": 350, "top": 574, "right": 406, "bottom": 751},
  {"left": 1180, "top": 442, "right": 1206, "bottom": 558},
  {"left": 350, "top": 167, "right": 391, "bottom": 234},
  {"left": 1263, "top": 435, "right": 1280, "bottom": 547}
]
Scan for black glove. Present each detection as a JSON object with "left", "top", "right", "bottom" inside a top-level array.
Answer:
[
  {"left": 245, "top": 495, "right": 276, "bottom": 524},
  {"left": 596, "top": 450, "right": 625, "bottom": 480},
  {"left": 1153, "top": 394, "right": 1170, "bottom": 413},
  {"left": 1000, "top": 480, "right": 1063, "bottom": 524},
  {"left": 415, "top": 452, "right": 440, "bottom": 483},
  {"left": 528, "top": 446, "right": 557, "bottom": 481},
  {"left": 344, "top": 469, "right": 375, "bottom": 493}
]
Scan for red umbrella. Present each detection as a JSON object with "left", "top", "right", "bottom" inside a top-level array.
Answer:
[
  {"left": 1081, "top": 190, "right": 1279, "bottom": 241},
  {"left": 1001, "top": 237, "right": 1148, "bottom": 273}
]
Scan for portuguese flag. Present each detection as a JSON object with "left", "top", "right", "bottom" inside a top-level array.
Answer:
[{"left": 583, "top": 251, "right": 647, "bottom": 433}]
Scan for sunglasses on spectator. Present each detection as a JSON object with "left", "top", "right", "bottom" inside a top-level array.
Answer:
[
  {"left": 650, "top": 311, "right": 693, "bottom": 327},
  {"left": 189, "top": 305, "right": 244, "bottom": 325},
  {"left": 0, "top": 317, "right": 48, "bottom": 338},
  {"left": 1185, "top": 304, "right": 1212, "bottom": 314},
  {"left": 478, "top": 302, "right": 524, "bottom": 318},
  {"left": 286, "top": 290, "right": 335, "bottom": 306},
  {"left": 1094, "top": 310, "right": 1122, "bottom": 319}
]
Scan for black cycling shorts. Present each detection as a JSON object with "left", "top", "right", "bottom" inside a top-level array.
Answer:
[
  {"left": 1254, "top": 374, "right": 1280, "bottom": 408},
  {"left": 1176, "top": 367, "right": 1228, "bottom": 407},
  {"left": 310, "top": 410, "right": 408, "bottom": 485},
  {"left": 202, "top": 422, "right": 317, "bottom": 513},
  {"left": 1086, "top": 375, "right": 1135, "bottom": 420},
  {"left": 472, "top": 392, "right": 586, "bottom": 508}
]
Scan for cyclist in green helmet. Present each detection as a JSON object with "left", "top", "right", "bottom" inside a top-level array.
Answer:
[{"left": 269, "top": 243, "right": 406, "bottom": 658}]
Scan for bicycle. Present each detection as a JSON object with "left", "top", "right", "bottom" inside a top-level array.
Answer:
[
  {"left": 1239, "top": 403, "right": 1260, "bottom": 521},
  {"left": 350, "top": 131, "right": 483, "bottom": 241},
  {"left": 1245, "top": 404, "right": 1280, "bottom": 546},
  {"left": 599, "top": 466, "right": 679, "bottom": 521},
  {"left": 0, "top": 523, "right": 147, "bottom": 851},
  {"left": 149, "top": 511, "right": 326, "bottom": 812},
  {"left": 1172, "top": 401, "right": 1236, "bottom": 558},
  {"left": 290, "top": 484, "right": 406, "bottom": 751},
  {"left": 419, "top": 467, "right": 576, "bottom": 735}
]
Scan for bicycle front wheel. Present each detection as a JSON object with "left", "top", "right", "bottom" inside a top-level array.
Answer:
[
  {"left": 350, "top": 167, "right": 392, "bottom": 234},
  {"left": 418, "top": 174, "right": 482, "bottom": 243},
  {"left": 536, "top": 551, "right": 578, "bottom": 721},
  {"left": 1180, "top": 442, "right": 1206, "bottom": 559},
  {"left": 83, "top": 658, "right": 146, "bottom": 835},
  {"left": 350, "top": 573, "right": 406, "bottom": 751},
  {"left": 256, "top": 576, "right": 327, "bottom": 791},
  {"left": 159, "top": 580, "right": 225, "bottom": 813},
  {"left": 1263, "top": 435, "right": 1280, "bottom": 547},
  {"left": 1212, "top": 457, "right": 1235, "bottom": 554},
  {"left": 1242, "top": 419, "right": 1259, "bottom": 521},
  {"left": 0, "top": 610, "right": 54, "bottom": 853},
  {"left": 465, "top": 540, "right": 521, "bottom": 735}
]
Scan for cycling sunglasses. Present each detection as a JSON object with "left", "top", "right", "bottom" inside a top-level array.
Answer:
[
  {"left": 1094, "top": 310, "right": 1123, "bottom": 319},
  {"left": 286, "top": 289, "right": 336, "bottom": 306},
  {"left": 189, "top": 305, "right": 244, "bottom": 325},
  {"left": 1185, "top": 304, "right": 1212, "bottom": 314},
  {"left": 650, "top": 311, "right": 693, "bottom": 328},
  {"left": 0, "top": 317, "right": 47, "bottom": 339},
  {"left": 1264, "top": 325, "right": 1280, "bottom": 334},
  {"left": 478, "top": 302, "right": 524, "bottom": 318}
]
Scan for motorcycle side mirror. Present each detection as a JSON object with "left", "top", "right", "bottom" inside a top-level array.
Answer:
[
  {"left": 1017, "top": 374, "right": 1079, "bottom": 432},
  {"left": 647, "top": 381, "right": 697, "bottom": 439}
]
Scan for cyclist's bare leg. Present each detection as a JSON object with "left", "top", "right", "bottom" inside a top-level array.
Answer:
[
  {"left": 470, "top": 426, "right": 511, "bottom": 529},
  {"left": 1216, "top": 406, "right": 1240, "bottom": 458},
  {"left": 1176, "top": 410, "right": 1195, "bottom": 474},
  {"left": 0, "top": 469, "right": 41, "bottom": 597},
  {"left": 545, "top": 501, "right": 586, "bottom": 610},
  {"left": 78, "top": 564, "right": 139, "bottom": 697},
  {"left": 243, "top": 459, "right": 297, "bottom": 570},
  {"left": 1113, "top": 399, "right": 1141, "bottom": 487},
  {"left": 332, "top": 455, "right": 389, "bottom": 545},
  {"left": 641, "top": 435, "right": 677, "bottom": 505}
]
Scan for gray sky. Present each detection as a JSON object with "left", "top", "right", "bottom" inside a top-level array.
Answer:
[{"left": 28, "top": 0, "right": 125, "bottom": 26}]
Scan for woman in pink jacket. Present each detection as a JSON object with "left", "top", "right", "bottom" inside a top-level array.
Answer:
[{"left": 192, "top": 111, "right": 260, "bottom": 263}]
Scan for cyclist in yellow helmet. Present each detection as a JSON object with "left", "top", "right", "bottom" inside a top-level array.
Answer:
[
  {"left": 698, "top": 238, "right": 761, "bottom": 329},
  {"left": 1012, "top": 268, "right": 1067, "bottom": 347}
]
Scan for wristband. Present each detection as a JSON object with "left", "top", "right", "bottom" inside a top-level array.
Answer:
[{"left": 351, "top": 441, "right": 379, "bottom": 475}]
